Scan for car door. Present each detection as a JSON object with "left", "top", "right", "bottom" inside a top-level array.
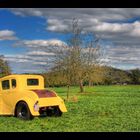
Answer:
[
  {"left": 9, "top": 79, "right": 17, "bottom": 107},
  {"left": 1, "top": 79, "right": 13, "bottom": 113}
]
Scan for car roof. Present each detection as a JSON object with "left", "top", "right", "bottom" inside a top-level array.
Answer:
[{"left": 0, "top": 74, "right": 43, "bottom": 81}]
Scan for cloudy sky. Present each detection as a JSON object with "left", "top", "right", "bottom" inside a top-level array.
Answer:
[{"left": 0, "top": 8, "right": 140, "bottom": 73}]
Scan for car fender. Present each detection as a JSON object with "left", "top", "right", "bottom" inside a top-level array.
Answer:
[
  {"left": 15, "top": 97, "right": 40, "bottom": 116},
  {"left": 57, "top": 96, "right": 67, "bottom": 112}
]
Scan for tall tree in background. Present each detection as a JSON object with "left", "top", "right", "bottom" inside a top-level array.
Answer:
[
  {"left": 67, "top": 19, "right": 85, "bottom": 93},
  {"left": 66, "top": 19, "right": 103, "bottom": 92},
  {"left": 0, "top": 55, "right": 11, "bottom": 77},
  {"left": 51, "top": 19, "right": 103, "bottom": 94}
]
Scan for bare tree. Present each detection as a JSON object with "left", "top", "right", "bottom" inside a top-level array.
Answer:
[
  {"left": 42, "top": 18, "right": 105, "bottom": 101},
  {"left": 66, "top": 19, "right": 86, "bottom": 93},
  {"left": 51, "top": 18, "right": 103, "bottom": 93}
]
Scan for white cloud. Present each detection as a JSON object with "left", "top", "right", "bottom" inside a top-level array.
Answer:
[
  {"left": 9, "top": 8, "right": 140, "bottom": 21},
  {"left": 0, "top": 30, "right": 17, "bottom": 40},
  {"left": 105, "top": 44, "right": 140, "bottom": 69},
  {"left": 4, "top": 53, "right": 50, "bottom": 73},
  {"left": 93, "top": 22, "right": 132, "bottom": 33},
  {"left": 47, "top": 19, "right": 69, "bottom": 32},
  {"left": 33, "top": 61, "right": 47, "bottom": 65},
  {"left": 9, "top": 8, "right": 140, "bottom": 38},
  {"left": 9, "top": 8, "right": 43, "bottom": 17},
  {"left": 4, "top": 54, "right": 31, "bottom": 62},
  {"left": 27, "top": 51, "right": 55, "bottom": 56},
  {"left": 130, "top": 21, "right": 140, "bottom": 37},
  {"left": 22, "top": 39, "right": 67, "bottom": 48}
]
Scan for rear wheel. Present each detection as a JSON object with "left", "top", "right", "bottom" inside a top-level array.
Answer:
[
  {"left": 46, "top": 106, "right": 62, "bottom": 117},
  {"left": 16, "top": 102, "right": 34, "bottom": 120}
]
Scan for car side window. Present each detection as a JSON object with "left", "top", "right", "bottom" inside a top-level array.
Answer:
[
  {"left": 12, "top": 79, "right": 16, "bottom": 89},
  {"left": 27, "top": 79, "right": 39, "bottom": 86},
  {"left": 2, "top": 80, "right": 10, "bottom": 90}
]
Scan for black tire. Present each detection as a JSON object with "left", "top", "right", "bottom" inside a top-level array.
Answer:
[
  {"left": 46, "top": 106, "right": 62, "bottom": 117},
  {"left": 16, "top": 102, "right": 34, "bottom": 120}
]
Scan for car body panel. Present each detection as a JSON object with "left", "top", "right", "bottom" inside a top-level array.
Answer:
[{"left": 0, "top": 74, "right": 67, "bottom": 117}]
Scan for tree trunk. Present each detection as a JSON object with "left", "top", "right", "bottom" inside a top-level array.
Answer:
[
  {"left": 88, "top": 80, "right": 92, "bottom": 87},
  {"left": 67, "top": 84, "right": 70, "bottom": 100},
  {"left": 79, "top": 79, "right": 84, "bottom": 93}
]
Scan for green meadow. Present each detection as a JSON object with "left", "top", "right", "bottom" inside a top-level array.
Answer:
[{"left": 0, "top": 85, "right": 140, "bottom": 132}]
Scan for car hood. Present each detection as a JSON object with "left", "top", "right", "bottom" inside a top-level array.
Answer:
[{"left": 32, "top": 90, "right": 57, "bottom": 98}]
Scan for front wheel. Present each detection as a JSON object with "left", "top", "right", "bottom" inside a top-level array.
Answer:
[{"left": 16, "top": 102, "right": 34, "bottom": 120}]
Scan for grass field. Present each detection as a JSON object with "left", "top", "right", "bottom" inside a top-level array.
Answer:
[{"left": 0, "top": 85, "right": 140, "bottom": 132}]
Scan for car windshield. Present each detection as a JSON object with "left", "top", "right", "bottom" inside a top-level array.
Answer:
[{"left": 27, "top": 79, "right": 39, "bottom": 86}]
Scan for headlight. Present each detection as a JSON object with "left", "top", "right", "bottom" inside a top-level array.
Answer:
[{"left": 33, "top": 101, "right": 39, "bottom": 111}]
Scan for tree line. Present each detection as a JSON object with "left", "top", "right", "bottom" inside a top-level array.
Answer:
[
  {"left": 43, "top": 66, "right": 140, "bottom": 87},
  {"left": 0, "top": 55, "right": 140, "bottom": 87}
]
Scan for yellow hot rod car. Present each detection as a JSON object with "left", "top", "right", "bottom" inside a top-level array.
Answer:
[{"left": 0, "top": 74, "right": 67, "bottom": 120}]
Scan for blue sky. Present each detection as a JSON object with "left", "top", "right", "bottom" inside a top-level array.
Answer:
[{"left": 0, "top": 8, "right": 140, "bottom": 73}]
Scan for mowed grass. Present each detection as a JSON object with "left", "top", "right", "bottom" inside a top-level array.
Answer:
[{"left": 0, "top": 85, "right": 140, "bottom": 132}]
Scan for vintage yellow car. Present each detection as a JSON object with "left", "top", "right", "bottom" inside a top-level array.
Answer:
[{"left": 0, "top": 74, "right": 67, "bottom": 120}]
